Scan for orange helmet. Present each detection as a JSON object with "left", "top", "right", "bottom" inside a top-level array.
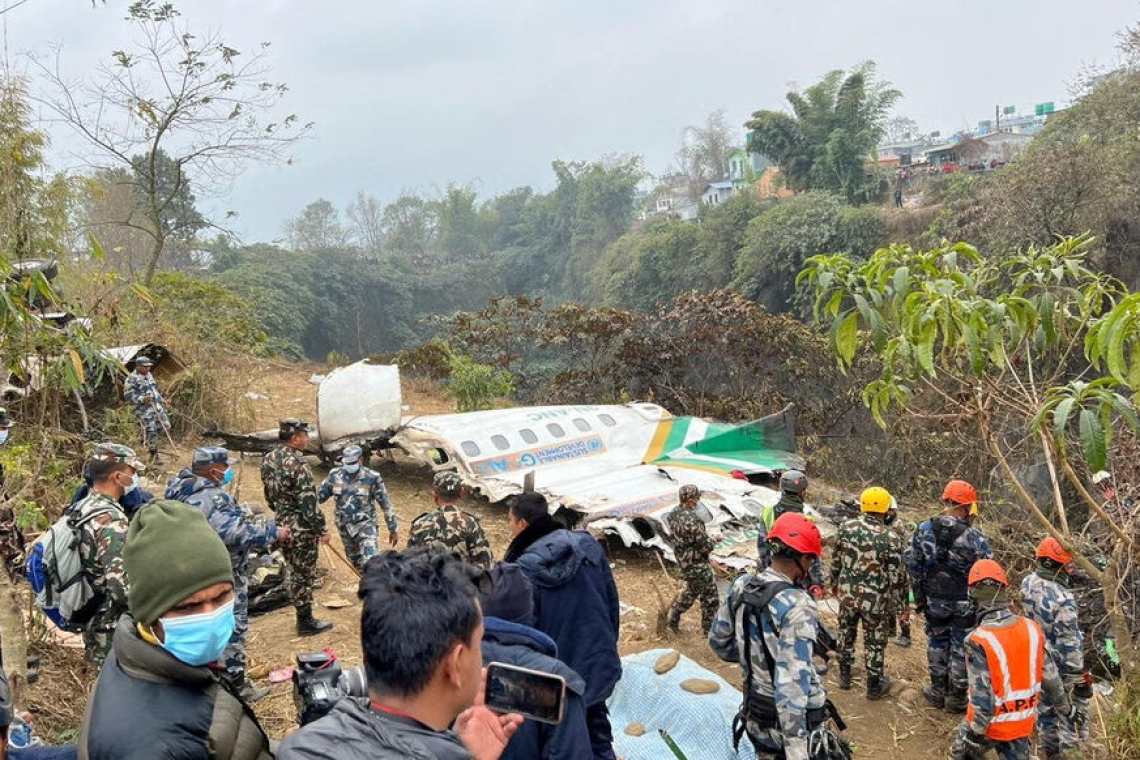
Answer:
[
  {"left": 1036, "top": 537, "right": 1073, "bottom": 566},
  {"left": 943, "top": 479, "right": 978, "bottom": 506},
  {"left": 767, "top": 513, "right": 823, "bottom": 558},
  {"left": 967, "top": 559, "right": 1009, "bottom": 587}
]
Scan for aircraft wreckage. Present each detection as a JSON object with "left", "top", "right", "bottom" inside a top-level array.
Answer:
[{"left": 212, "top": 360, "right": 812, "bottom": 569}]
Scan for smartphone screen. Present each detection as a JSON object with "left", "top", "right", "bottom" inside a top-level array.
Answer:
[{"left": 485, "top": 661, "right": 567, "bottom": 725}]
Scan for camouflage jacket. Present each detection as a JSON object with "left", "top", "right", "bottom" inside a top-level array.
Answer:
[
  {"left": 905, "top": 515, "right": 992, "bottom": 604},
  {"left": 165, "top": 469, "right": 277, "bottom": 578},
  {"left": 830, "top": 513, "right": 909, "bottom": 612},
  {"left": 261, "top": 445, "right": 326, "bottom": 534},
  {"left": 666, "top": 506, "right": 714, "bottom": 568},
  {"left": 74, "top": 491, "right": 130, "bottom": 631},
  {"left": 407, "top": 505, "right": 492, "bottom": 569},
  {"left": 1020, "top": 571, "right": 1085, "bottom": 684},
  {"left": 317, "top": 466, "right": 397, "bottom": 533},
  {"left": 710, "top": 567, "right": 826, "bottom": 751},
  {"left": 123, "top": 371, "right": 164, "bottom": 410},
  {"left": 756, "top": 495, "right": 825, "bottom": 589},
  {"left": 964, "top": 607, "right": 1069, "bottom": 737}
]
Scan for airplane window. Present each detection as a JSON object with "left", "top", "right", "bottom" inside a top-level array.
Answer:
[
  {"left": 599, "top": 414, "right": 617, "bottom": 427},
  {"left": 491, "top": 434, "right": 510, "bottom": 451},
  {"left": 573, "top": 418, "right": 591, "bottom": 432},
  {"left": 546, "top": 423, "right": 565, "bottom": 438},
  {"left": 520, "top": 428, "right": 538, "bottom": 444},
  {"left": 461, "top": 440, "right": 480, "bottom": 457}
]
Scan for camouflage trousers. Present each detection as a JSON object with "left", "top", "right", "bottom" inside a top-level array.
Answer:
[
  {"left": 951, "top": 722, "right": 1030, "bottom": 760},
  {"left": 281, "top": 532, "right": 319, "bottom": 609},
  {"left": 836, "top": 599, "right": 893, "bottom": 681},
  {"left": 221, "top": 572, "right": 250, "bottom": 685},
  {"left": 925, "top": 601, "right": 974, "bottom": 694},
  {"left": 133, "top": 405, "right": 170, "bottom": 454},
  {"left": 335, "top": 514, "right": 378, "bottom": 572},
  {"left": 83, "top": 626, "right": 116, "bottom": 668},
  {"left": 1037, "top": 690, "right": 1079, "bottom": 759},
  {"left": 667, "top": 563, "right": 719, "bottom": 632}
]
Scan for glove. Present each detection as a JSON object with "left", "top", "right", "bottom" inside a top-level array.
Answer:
[
  {"left": 783, "top": 736, "right": 810, "bottom": 760},
  {"left": 808, "top": 585, "right": 825, "bottom": 600},
  {"left": 913, "top": 596, "right": 928, "bottom": 615}
]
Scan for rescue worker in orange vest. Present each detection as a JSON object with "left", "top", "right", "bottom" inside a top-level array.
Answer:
[{"left": 951, "top": 559, "right": 1071, "bottom": 760}]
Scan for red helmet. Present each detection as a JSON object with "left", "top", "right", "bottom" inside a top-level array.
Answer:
[
  {"left": 942, "top": 479, "right": 978, "bottom": 507},
  {"left": 967, "top": 559, "right": 1009, "bottom": 587},
  {"left": 767, "top": 513, "right": 822, "bottom": 558},
  {"left": 1036, "top": 537, "right": 1073, "bottom": 565}
]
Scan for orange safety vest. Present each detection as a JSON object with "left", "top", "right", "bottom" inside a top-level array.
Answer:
[{"left": 965, "top": 616, "right": 1045, "bottom": 741}]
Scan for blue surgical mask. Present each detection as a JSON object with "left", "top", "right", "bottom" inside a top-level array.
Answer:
[
  {"left": 222, "top": 468, "right": 234, "bottom": 486},
  {"left": 0, "top": 430, "right": 8, "bottom": 446},
  {"left": 344, "top": 464, "right": 360, "bottom": 475},
  {"left": 159, "top": 600, "right": 236, "bottom": 666}
]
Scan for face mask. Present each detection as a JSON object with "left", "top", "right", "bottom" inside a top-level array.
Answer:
[
  {"left": 221, "top": 468, "right": 234, "bottom": 486},
  {"left": 0, "top": 430, "right": 8, "bottom": 446},
  {"left": 159, "top": 600, "right": 235, "bottom": 666},
  {"left": 344, "top": 464, "right": 360, "bottom": 475},
  {"left": 884, "top": 512, "right": 897, "bottom": 527},
  {"left": 121, "top": 472, "right": 139, "bottom": 494}
]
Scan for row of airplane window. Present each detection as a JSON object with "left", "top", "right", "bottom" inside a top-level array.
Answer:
[{"left": 459, "top": 414, "right": 618, "bottom": 457}]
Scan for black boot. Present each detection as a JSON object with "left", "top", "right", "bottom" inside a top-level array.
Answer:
[
  {"left": 923, "top": 676, "right": 946, "bottom": 708},
  {"left": 944, "top": 686, "right": 968, "bottom": 714},
  {"left": 866, "top": 674, "right": 891, "bottom": 701},
  {"left": 838, "top": 662, "right": 852, "bottom": 690},
  {"left": 296, "top": 604, "right": 334, "bottom": 636}
]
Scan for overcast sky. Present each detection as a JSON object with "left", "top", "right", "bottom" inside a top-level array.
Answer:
[{"left": 5, "top": 0, "right": 1137, "bottom": 242}]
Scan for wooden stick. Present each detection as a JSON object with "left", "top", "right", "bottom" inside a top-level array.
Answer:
[{"left": 322, "top": 543, "right": 361, "bottom": 579}]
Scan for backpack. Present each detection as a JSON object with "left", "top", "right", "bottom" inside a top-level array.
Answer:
[{"left": 26, "top": 505, "right": 117, "bottom": 632}]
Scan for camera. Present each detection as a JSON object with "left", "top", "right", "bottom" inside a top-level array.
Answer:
[{"left": 293, "top": 651, "right": 368, "bottom": 725}]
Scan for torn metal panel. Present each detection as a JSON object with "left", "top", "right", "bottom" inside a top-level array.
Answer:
[{"left": 392, "top": 402, "right": 805, "bottom": 567}]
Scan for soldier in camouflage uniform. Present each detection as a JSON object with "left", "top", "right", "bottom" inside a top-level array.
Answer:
[
  {"left": 317, "top": 445, "right": 397, "bottom": 571},
  {"left": 0, "top": 408, "right": 25, "bottom": 580},
  {"left": 830, "top": 486, "right": 909, "bottom": 700},
  {"left": 756, "top": 470, "right": 826, "bottom": 596},
  {"left": 260, "top": 419, "right": 334, "bottom": 636},
  {"left": 951, "top": 560, "right": 1070, "bottom": 760},
  {"left": 711, "top": 513, "right": 828, "bottom": 760},
  {"left": 122, "top": 356, "right": 171, "bottom": 461},
  {"left": 167, "top": 445, "right": 291, "bottom": 700},
  {"left": 74, "top": 443, "right": 144, "bottom": 666},
  {"left": 907, "top": 479, "right": 993, "bottom": 713},
  {"left": 1020, "top": 538, "right": 1091, "bottom": 760},
  {"left": 666, "top": 484, "right": 719, "bottom": 633},
  {"left": 407, "top": 471, "right": 492, "bottom": 569}
]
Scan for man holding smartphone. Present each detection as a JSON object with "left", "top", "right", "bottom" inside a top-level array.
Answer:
[{"left": 278, "top": 547, "right": 523, "bottom": 760}]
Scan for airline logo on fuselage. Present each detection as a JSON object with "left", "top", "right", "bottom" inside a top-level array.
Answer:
[{"left": 470, "top": 435, "right": 607, "bottom": 475}]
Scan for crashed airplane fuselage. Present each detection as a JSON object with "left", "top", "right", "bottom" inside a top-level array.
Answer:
[{"left": 393, "top": 402, "right": 806, "bottom": 568}]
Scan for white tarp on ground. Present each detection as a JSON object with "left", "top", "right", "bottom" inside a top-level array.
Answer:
[
  {"left": 315, "top": 361, "right": 402, "bottom": 451},
  {"left": 608, "top": 649, "right": 756, "bottom": 760}
]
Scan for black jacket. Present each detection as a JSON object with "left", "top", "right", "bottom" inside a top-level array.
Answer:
[
  {"left": 277, "top": 698, "right": 471, "bottom": 760},
  {"left": 79, "top": 617, "right": 272, "bottom": 760}
]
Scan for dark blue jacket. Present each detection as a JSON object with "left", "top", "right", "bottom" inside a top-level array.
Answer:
[
  {"left": 511, "top": 529, "right": 621, "bottom": 706},
  {"left": 481, "top": 617, "right": 591, "bottom": 760}
]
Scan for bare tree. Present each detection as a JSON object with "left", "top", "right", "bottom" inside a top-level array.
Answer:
[
  {"left": 345, "top": 191, "right": 384, "bottom": 255},
  {"left": 882, "top": 115, "right": 921, "bottom": 145},
  {"left": 32, "top": 0, "right": 311, "bottom": 284},
  {"left": 676, "top": 108, "right": 734, "bottom": 196}
]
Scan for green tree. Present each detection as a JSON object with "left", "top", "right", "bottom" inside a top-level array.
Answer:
[
  {"left": 434, "top": 184, "right": 482, "bottom": 261},
  {"left": 286, "top": 199, "right": 349, "bottom": 252},
  {"left": 35, "top": 0, "right": 310, "bottom": 284},
  {"left": 589, "top": 219, "right": 701, "bottom": 310},
  {"left": 746, "top": 62, "right": 900, "bottom": 203},
  {"left": 382, "top": 193, "right": 436, "bottom": 259},
  {"left": 802, "top": 235, "right": 1139, "bottom": 672}
]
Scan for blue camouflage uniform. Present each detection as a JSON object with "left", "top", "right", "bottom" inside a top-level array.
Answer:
[
  {"left": 317, "top": 462, "right": 396, "bottom": 571},
  {"left": 710, "top": 567, "right": 826, "bottom": 760},
  {"left": 166, "top": 458, "right": 277, "bottom": 686},
  {"left": 906, "top": 515, "right": 992, "bottom": 702},
  {"left": 1021, "top": 570, "right": 1085, "bottom": 758},
  {"left": 122, "top": 366, "right": 170, "bottom": 456}
]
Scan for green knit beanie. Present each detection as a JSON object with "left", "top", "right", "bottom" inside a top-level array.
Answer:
[{"left": 125, "top": 500, "right": 234, "bottom": 625}]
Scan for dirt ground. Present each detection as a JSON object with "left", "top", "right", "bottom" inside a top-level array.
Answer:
[{"left": 20, "top": 359, "right": 1094, "bottom": 756}]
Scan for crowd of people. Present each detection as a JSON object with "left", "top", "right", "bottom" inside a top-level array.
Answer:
[{"left": 0, "top": 381, "right": 1103, "bottom": 759}]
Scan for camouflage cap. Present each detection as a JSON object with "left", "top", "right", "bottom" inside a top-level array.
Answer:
[
  {"left": 134, "top": 356, "right": 154, "bottom": 368},
  {"left": 679, "top": 484, "right": 701, "bottom": 503},
  {"left": 0, "top": 408, "right": 12, "bottom": 428},
  {"left": 92, "top": 442, "right": 146, "bottom": 472},
  {"left": 192, "top": 445, "right": 234, "bottom": 468},
  {"left": 278, "top": 418, "right": 313, "bottom": 438},
  {"left": 341, "top": 445, "right": 363, "bottom": 464},
  {"left": 433, "top": 470, "right": 464, "bottom": 497}
]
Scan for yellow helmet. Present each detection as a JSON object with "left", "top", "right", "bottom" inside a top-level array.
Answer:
[{"left": 860, "top": 486, "right": 893, "bottom": 514}]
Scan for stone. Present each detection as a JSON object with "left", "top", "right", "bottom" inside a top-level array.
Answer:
[
  {"left": 654, "top": 650, "right": 680, "bottom": 675},
  {"left": 624, "top": 723, "right": 646, "bottom": 737},
  {"left": 680, "top": 678, "right": 720, "bottom": 694}
]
